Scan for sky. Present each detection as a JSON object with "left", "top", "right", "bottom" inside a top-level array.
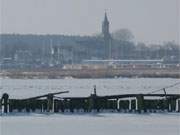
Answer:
[{"left": 0, "top": 0, "right": 179, "bottom": 44}]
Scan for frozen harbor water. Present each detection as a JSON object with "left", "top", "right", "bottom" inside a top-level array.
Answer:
[
  {"left": 0, "top": 78, "right": 180, "bottom": 135},
  {"left": 0, "top": 78, "right": 180, "bottom": 98},
  {"left": 1, "top": 113, "right": 180, "bottom": 135}
]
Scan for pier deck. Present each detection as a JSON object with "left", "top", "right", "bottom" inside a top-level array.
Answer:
[{"left": 1, "top": 92, "right": 180, "bottom": 114}]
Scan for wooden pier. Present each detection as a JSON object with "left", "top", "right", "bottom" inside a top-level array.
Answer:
[{"left": 1, "top": 90, "right": 180, "bottom": 114}]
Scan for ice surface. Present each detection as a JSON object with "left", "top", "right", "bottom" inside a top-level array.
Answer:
[
  {"left": 1, "top": 113, "right": 180, "bottom": 135},
  {"left": 0, "top": 78, "right": 180, "bottom": 98},
  {"left": 0, "top": 78, "right": 180, "bottom": 135}
]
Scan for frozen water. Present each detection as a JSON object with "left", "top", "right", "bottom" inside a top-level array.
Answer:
[
  {"left": 0, "top": 78, "right": 179, "bottom": 99},
  {"left": 0, "top": 78, "right": 180, "bottom": 135},
  {"left": 1, "top": 113, "right": 180, "bottom": 135}
]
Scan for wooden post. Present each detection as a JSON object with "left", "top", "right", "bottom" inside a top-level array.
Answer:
[
  {"left": 168, "top": 99, "right": 173, "bottom": 112},
  {"left": 47, "top": 94, "right": 54, "bottom": 112},
  {"left": 25, "top": 100, "right": 30, "bottom": 113},
  {"left": 129, "top": 99, "right": 132, "bottom": 111},
  {"left": 135, "top": 98, "right": 138, "bottom": 111},
  {"left": 93, "top": 85, "right": 97, "bottom": 95},
  {"left": 2, "top": 93, "right": 9, "bottom": 113},
  {"left": 88, "top": 86, "right": 98, "bottom": 112},
  {"left": 117, "top": 99, "right": 120, "bottom": 111},
  {"left": 0, "top": 99, "right": 2, "bottom": 114},
  {"left": 136, "top": 94, "right": 144, "bottom": 113},
  {"left": 88, "top": 94, "right": 97, "bottom": 112},
  {"left": 175, "top": 99, "right": 179, "bottom": 112}
]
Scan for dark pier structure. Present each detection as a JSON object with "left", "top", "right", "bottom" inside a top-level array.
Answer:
[{"left": 1, "top": 87, "right": 180, "bottom": 114}]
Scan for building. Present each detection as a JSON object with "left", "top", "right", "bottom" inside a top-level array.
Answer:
[
  {"left": 102, "top": 12, "right": 112, "bottom": 59},
  {"left": 0, "top": 12, "right": 179, "bottom": 70}
]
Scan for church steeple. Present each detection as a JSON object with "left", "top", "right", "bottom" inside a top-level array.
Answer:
[
  {"left": 102, "top": 12, "right": 110, "bottom": 38},
  {"left": 104, "top": 12, "right": 108, "bottom": 23},
  {"left": 102, "top": 12, "right": 112, "bottom": 59}
]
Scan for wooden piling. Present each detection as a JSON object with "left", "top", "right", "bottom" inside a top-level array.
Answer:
[
  {"left": 47, "top": 94, "right": 54, "bottom": 112},
  {"left": 2, "top": 93, "right": 9, "bottom": 113},
  {"left": 176, "top": 99, "right": 180, "bottom": 112},
  {"left": 136, "top": 94, "right": 144, "bottom": 113},
  {"left": 1, "top": 93, "right": 180, "bottom": 114}
]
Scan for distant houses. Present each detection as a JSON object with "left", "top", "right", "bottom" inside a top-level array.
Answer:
[{"left": 0, "top": 13, "right": 179, "bottom": 69}]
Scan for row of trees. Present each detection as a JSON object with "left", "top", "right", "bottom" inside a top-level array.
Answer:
[{"left": 111, "top": 29, "right": 179, "bottom": 63}]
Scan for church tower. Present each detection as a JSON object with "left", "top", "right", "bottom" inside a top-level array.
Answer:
[
  {"left": 102, "top": 12, "right": 112, "bottom": 59},
  {"left": 102, "top": 12, "right": 110, "bottom": 38}
]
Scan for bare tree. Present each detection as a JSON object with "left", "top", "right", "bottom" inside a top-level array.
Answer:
[{"left": 112, "top": 28, "right": 134, "bottom": 42}]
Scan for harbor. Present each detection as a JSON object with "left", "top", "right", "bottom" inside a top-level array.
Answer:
[{"left": 1, "top": 78, "right": 180, "bottom": 135}]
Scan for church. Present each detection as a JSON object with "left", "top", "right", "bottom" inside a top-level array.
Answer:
[
  {"left": 0, "top": 12, "right": 135, "bottom": 68},
  {"left": 50, "top": 12, "right": 114, "bottom": 65},
  {"left": 102, "top": 12, "right": 113, "bottom": 59}
]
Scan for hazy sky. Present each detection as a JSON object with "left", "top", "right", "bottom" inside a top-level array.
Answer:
[{"left": 0, "top": 0, "right": 179, "bottom": 44}]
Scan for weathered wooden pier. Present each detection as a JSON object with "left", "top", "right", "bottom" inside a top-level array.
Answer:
[{"left": 1, "top": 88, "right": 180, "bottom": 114}]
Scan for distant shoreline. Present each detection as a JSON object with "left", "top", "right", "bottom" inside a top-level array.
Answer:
[{"left": 1, "top": 68, "right": 179, "bottom": 79}]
